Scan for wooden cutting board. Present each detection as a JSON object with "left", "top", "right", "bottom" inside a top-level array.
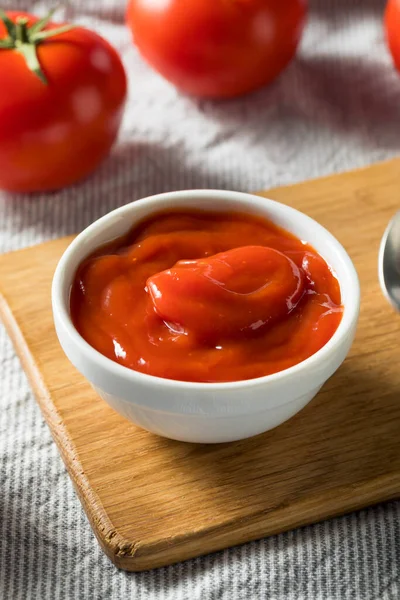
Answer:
[{"left": 1, "top": 159, "right": 400, "bottom": 572}]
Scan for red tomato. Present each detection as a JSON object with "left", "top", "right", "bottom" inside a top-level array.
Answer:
[
  {"left": 385, "top": 0, "right": 400, "bottom": 72},
  {"left": 0, "top": 11, "right": 127, "bottom": 192},
  {"left": 126, "top": 0, "right": 307, "bottom": 99}
]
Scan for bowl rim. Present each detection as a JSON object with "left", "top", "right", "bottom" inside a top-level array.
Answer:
[{"left": 51, "top": 189, "right": 360, "bottom": 391}]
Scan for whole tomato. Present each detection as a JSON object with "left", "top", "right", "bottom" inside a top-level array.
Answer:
[
  {"left": 385, "top": 0, "right": 400, "bottom": 72},
  {"left": 126, "top": 0, "right": 307, "bottom": 99},
  {"left": 0, "top": 10, "right": 127, "bottom": 193}
]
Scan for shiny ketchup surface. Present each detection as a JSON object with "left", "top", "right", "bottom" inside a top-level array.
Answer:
[{"left": 70, "top": 210, "right": 343, "bottom": 383}]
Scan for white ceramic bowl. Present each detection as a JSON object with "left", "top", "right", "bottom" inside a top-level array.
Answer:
[{"left": 52, "top": 190, "right": 360, "bottom": 444}]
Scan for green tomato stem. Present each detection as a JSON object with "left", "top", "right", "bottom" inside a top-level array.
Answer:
[
  {"left": 16, "top": 42, "right": 47, "bottom": 84},
  {"left": 0, "top": 38, "right": 12, "bottom": 49},
  {"left": 28, "top": 6, "right": 60, "bottom": 36},
  {"left": 34, "top": 24, "right": 75, "bottom": 41},
  {"left": 0, "top": 8, "right": 15, "bottom": 38},
  {"left": 0, "top": 7, "right": 75, "bottom": 85},
  {"left": 15, "top": 18, "right": 30, "bottom": 45}
]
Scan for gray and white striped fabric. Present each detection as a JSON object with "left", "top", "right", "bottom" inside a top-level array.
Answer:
[{"left": 1, "top": 0, "right": 399, "bottom": 597}]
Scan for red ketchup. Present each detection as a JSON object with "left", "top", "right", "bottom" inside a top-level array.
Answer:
[{"left": 71, "top": 210, "right": 343, "bottom": 383}]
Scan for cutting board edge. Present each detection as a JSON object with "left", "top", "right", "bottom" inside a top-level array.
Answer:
[
  {"left": 0, "top": 235, "right": 74, "bottom": 264},
  {"left": 112, "top": 471, "right": 400, "bottom": 571},
  {"left": 1, "top": 286, "right": 400, "bottom": 571},
  {"left": 256, "top": 156, "right": 400, "bottom": 197},
  {"left": 0, "top": 290, "right": 135, "bottom": 568}
]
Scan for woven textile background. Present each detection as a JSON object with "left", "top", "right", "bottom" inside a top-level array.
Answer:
[{"left": 1, "top": 0, "right": 399, "bottom": 598}]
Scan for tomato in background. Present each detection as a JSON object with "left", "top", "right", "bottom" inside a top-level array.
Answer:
[
  {"left": 385, "top": 0, "right": 400, "bottom": 72},
  {"left": 126, "top": 0, "right": 307, "bottom": 99},
  {"left": 0, "top": 10, "right": 127, "bottom": 193}
]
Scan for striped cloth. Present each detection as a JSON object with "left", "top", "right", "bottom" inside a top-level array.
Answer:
[{"left": 1, "top": 0, "right": 399, "bottom": 597}]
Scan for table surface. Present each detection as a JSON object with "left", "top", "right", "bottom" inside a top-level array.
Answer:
[{"left": 1, "top": 0, "right": 399, "bottom": 598}]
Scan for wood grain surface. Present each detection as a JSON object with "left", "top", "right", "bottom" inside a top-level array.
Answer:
[{"left": 1, "top": 159, "right": 400, "bottom": 571}]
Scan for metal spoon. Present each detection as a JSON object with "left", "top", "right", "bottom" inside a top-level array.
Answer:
[{"left": 378, "top": 211, "right": 400, "bottom": 311}]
